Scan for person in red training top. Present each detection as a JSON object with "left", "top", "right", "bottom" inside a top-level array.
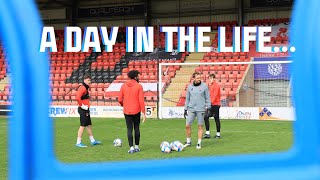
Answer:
[
  {"left": 203, "top": 73, "right": 222, "bottom": 139},
  {"left": 75, "top": 75, "right": 101, "bottom": 148},
  {"left": 118, "top": 70, "right": 146, "bottom": 154}
]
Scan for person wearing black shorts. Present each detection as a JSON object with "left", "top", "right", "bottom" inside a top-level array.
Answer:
[
  {"left": 75, "top": 75, "right": 101, "bottom": 147},
  {"left": 78, "top": 107, "right": 91, "bottom": 126},
  {"left": 203, "top": 74, "right": 221, "bottom": 139}
]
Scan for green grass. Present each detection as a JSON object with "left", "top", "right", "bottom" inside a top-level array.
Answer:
[
  {"left": 56, "top": 118, "right": 293, "bottom": 161},
  {"left": 0, "top": 117, "right": 294, "bottom": 179},
  {"left": 0, "top": 118, "right": 7, "bottom": 180}
]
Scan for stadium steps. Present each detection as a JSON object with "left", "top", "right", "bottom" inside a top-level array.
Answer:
[
  {"left": 203, "top": 32, "right": 216, "bottom": 47},
  {"left": 0, "top": 76, "right": 10, "bottom": 90},
  {"left": 185, "top": 52, "right": 205, "bottom": 63},
  {"left": 162, "top": 53, "right": 205, "bottom": 107},
  {"left": 162, "top": 68, "right": 194, "bottom": 106}
]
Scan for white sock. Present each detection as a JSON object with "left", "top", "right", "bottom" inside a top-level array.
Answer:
[
  {"left": 187, "top": 138, "right": 191, "bottom": 143},
  {"left": 135, "top": 145, "right": 139, "bottom": 149},
  {"left": 89, "top": 136, "right": 95, "bottom": 143},
  {"left": 130, "top": 146, "right": 134, "bottom": 150},
  {"left": 76, "top": 138, "right": 81, "bottom": 144},
  {"left": 198, "top": 139, "right": 202, "bottom": 144},
  {"left": 216, "top": 132, "right": 221, "bottom": 136},
  {"left": 206, "top": 131, "right": 210, "bottom": 135}
]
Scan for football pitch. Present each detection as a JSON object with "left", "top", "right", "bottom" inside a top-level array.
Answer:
[{"left": 0, "top": 117, "right": 293, "bottom": 179}]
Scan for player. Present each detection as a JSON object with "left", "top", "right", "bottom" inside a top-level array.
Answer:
[
  {"left": 184, "top": 72, "right": 211, "bottom": 149},
  {"left": 118, "top": 70, "right": 146, "bottom": 154},
  {"left": 203, "top": 74, "right": 221, "bottom": 139},
  {"left": 75, "top": 75, "right": 101, "bottom": 147}
]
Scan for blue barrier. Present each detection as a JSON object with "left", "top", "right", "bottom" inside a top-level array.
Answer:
[{"left": 0, "top": 0, "right": 319, "bottom": 179}]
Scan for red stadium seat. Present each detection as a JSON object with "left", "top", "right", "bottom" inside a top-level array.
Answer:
[{"left": 240, "top": 65, "right": 246, "bottom": 71}]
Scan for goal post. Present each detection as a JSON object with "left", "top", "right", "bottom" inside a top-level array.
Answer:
[{"left": 158, "top": 60, "right": 293, "bottom": 120}]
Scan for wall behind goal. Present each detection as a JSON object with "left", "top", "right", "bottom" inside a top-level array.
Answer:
[{"left": 253, "top": 57, "right": 292, "bottom": 107}]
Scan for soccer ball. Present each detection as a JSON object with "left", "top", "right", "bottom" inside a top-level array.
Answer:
[
  {"left": 170, "top": 142, "right": 174, "bottom": 149},
  {"left": 161, "top": 144, "right": 171, "bottom": 153},
  {"left": 171, "top": 141, "right": 183, "bottom": 152},
  {"left": 113, "top": 138, "right": 122, "bottom": 147},
  {"left": 170, "top": 140, "right": 180, "bottom": 151},
  {"left": 160, "top": 141, "right": 170, "bottom": 148},
  {"left": 175, "top": 142, "right": 184, "bottom": 152},
  {"left": 160, "top": 141, "right": 171, "bottom": 153}
]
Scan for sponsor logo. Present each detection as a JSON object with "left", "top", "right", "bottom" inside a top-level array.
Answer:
[
  {"left": 268, "top": 63, "right": 282, "bottom": 76},
  {"left": 259, "top": 107, "right": 278, "bottom": 120},
  {"left": 146, "top": 107, "right": 156, "bottom": 117},
  {"left": 89, "top": 7, "right": 135, "bottom": 15},
  {"left": 168, "top": 109, "right": 183, "bottom": 118},
  {"left": 235, "top": 111, "right": 252, "bottom": 119},
  {"left": 102, "top": 107, "right": 123, "bottom": 112},
  {"left": 258, "top": 52, "right": 288, "bottom": 57},
  {"left": 89, "top": 107, "right": 98, "bottom": 116},
  {"left": 49, "top": 107, "right": 77, "bottom": 116}
]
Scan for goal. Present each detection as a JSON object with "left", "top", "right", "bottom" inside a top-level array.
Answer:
[{"left": 158, "top": 59, "right": 292, "bottom": 119}]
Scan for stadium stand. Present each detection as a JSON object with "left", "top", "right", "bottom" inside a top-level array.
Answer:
[
  {"left": 164, "top": 18, "right": 290, "bottom": 107},
  {"left": 0, "top": 19, "right": 290, "bottom": 107}
]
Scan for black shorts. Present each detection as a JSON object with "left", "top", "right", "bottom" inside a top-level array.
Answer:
[
  {"left": 78, "top": 107, "right": 92, "bottom": 126},
  {"left": 209, "top": 105, "right": 220, "bottom": 119}
]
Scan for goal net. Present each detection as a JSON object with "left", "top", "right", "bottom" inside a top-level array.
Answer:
[{"left": 158, "top": 59, "right": 293, "bottom": 119}]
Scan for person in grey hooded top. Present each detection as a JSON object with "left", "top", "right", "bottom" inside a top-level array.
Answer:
[{"left": 184, "top": 72, "right": 211, "bottom": 149}]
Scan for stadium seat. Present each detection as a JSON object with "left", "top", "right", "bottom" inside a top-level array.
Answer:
[{"left": 145, "top": 96, "right": 152, "bottom": 101}]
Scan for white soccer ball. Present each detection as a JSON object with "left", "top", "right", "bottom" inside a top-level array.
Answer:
[
  {"left": 160, "top": 141, "right": 171, "bottom": 153},
  {"left": 161, "top": 144, "right": 171, "bottom": 153},
  {"left": 170, "top": 142, "right": 174, "bottom": 149},
  {"left": 175, "top": 142, "right": 184, "bottom": 152},
  {"left": 160, "top": 141, "right": 170, "bottom": 148},
  {"left": 170, "top": 140, "right": 181, "bottom": 151},
  {"left": 113, "top": 138, "right": 122, "bottom": 147}
]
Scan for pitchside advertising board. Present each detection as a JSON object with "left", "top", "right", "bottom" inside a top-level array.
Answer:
[
  {"left": 49, "top": 106, "right": 157, "bottom": 118},
  {"left": 161, "top": 107, "right": 295, "bottom": 120},
  {"left": 49, "top": 106, "right": 294, "bottom": 120}
]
